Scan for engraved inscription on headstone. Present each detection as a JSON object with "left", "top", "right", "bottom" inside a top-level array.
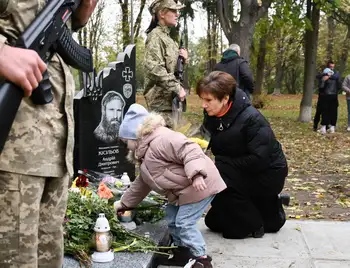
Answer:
[{"left": 74, "top": 45, "right": 136, "bottom": 179}]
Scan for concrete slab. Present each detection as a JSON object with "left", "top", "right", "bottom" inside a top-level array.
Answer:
[
  {"left": 211, "top": 257, "right": 313, "bottom": 268},
  {"left": 160, "top": 219, "right": 350, "bottom": 268},
  {"left": 198, "top": 220, "right": 310, "bottom": 259},
  {"left": 313, "top": 260, "right": 350, "bottom": 268},
  {"left": 300, "top": 221, "right": 350, "bottom": 261}
]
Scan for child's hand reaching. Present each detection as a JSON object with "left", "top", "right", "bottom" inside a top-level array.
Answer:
[
  {"left": 192, "top": 176, "right": 207, "bottom": 191},
  {"left": 114, "top": 200, "right": 127, "bottom": 215}
]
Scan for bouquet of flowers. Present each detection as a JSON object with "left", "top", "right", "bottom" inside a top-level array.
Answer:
[{"left": 64, "top": 169, "right": 168, "bottom": 266}]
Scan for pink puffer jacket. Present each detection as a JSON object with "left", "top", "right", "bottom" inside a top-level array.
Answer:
[{"left": 121, "top": 115, "right": 226, "bottom": 208}]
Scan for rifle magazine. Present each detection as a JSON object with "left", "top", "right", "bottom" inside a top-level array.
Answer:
[{"left": 56, "top": 26, "right": 93, "bottom": 73}]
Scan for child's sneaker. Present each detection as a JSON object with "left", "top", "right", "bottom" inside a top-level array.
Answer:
[
  {"left": 154, "top": 246, "right": 195, "bottom": 267},
  {"left": 186, "top": 256, "right": 213, "bottom": 268}
]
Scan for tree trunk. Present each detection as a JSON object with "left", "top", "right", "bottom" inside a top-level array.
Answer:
[
  {"left": 274, "top": 29, "right": 284, "bottom": 95},
  {"left": 206, "top": 1, "right": 218, "bottom": 72},
  {"left": 255, "top": 36, "right": 267, "bottom": 94},
  {"left": 206, "top": 3, "right": 212, "bottom": 72},
  {"left": 133, "top": 0, "right": 146, "bottom": 39},
  {"left": 338, "top": 24, "right": 350, "bottom": 78},
  {"left": 299, "top": 1, "right": 320, "bottom": 122},
  {"left": 217, "top": 0, "right": 272, "bottom": 63},
  {"left": 119, "top": 0, "right": 130, "bottom": 48},
  {"left": 286, "top": 68, "right": 298, "bottom": 94},
  {"left": 326, "top": 16, "right": 335, "bottom": 61}
]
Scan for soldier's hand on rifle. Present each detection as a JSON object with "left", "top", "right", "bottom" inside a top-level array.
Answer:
[
  {"left": 74, "top": 0, "right": 98, "bottom": 27},
  {"left": 179, "top": 48, "right": 188, "bottom": 64},
  {"left": 179, "top": 86, "right": 186, "bottom": 101},
  {"left": 0, "top": 45, "right": 46, "bottom": 97}
]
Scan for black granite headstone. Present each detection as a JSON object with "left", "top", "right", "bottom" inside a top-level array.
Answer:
[{"left": 74, "top": 45, "right": 136, "bottom": 179}]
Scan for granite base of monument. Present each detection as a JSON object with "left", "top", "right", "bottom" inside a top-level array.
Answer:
[{"left": 63, "top": 220, "right": 170, "bottom": 268}]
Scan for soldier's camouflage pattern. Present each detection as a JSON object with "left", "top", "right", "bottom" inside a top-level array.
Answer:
[
  {"left": 0, "top": 1, "right": 75, "bottom": 267},
  {"left": 149, "top": 0, "right": 185, "bottom": 15},
  {"left": 144, "top": 24, "right": 181, "bottom": 120},
  {"left": 0, "top": 0, "right": 75, "bottom": 178},
  {"left": 0, "top": 171, "right": 69, "bottom": 268}
]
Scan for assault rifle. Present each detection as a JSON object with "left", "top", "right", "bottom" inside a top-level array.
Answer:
[
  {"left": 0, "top": 0, "right": 93, "bottom": 153},
  {"left": 173, "top": 31, "right": 187, "bottom": 127}
]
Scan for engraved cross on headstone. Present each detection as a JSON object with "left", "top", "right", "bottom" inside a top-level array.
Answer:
[{"left": 122, "top": 67, "right": 133, "bottom": 82}]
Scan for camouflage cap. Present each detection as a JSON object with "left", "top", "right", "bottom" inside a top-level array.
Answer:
[{"left": 149, "top": 0, "right": 185, "bottom": 15}]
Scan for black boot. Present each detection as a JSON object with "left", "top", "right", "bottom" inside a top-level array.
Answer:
[
  {"left": 252, "top": 226, "right": 265, "bottom": 238},
  {"left": 153, "top": 246, "right": 195, "bottom": 267}
]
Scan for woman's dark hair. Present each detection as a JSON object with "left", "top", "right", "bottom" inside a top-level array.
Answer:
[
  {"left": 196, "top": 71, "right": 236, "bottom": 101},
  {"left": 146, "top": 15, "right": 159, "bottom": 34}
]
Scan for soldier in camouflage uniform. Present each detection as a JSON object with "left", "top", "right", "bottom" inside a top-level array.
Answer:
[
  {"left": 144, "top": 0, "right": 188, "bottom": 128},
  {"left": 0, "top": 1, "right": 96, "bottom": 267}
]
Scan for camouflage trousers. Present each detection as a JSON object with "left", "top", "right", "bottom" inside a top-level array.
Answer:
[
  {"left": 159, "top": 112, "right": 174, "bottom": 129},
  {"left": 0, "top": 171, "right": 69, "bottom": 268}
]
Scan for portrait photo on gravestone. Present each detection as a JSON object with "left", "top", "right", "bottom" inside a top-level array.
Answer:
[
  {"left": 93, "top": 91, "right": 126, "bottom": 144},
  {"left": 74, "top": 45, "right": 136, "bottom": 179}
]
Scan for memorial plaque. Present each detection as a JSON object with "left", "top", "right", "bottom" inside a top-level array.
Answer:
[{"left": 74, "top": 45, "right": 136, "bottom": 179}]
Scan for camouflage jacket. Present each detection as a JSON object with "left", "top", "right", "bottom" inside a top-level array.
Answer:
[
  {"left": 0, "top": 0, "right": 75, "bottom": 178},
  {"left": 144, "top": 24, "right": 181, "bottom": 112}
]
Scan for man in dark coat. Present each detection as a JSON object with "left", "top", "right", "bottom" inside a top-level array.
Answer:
[
  {"left": 319, "top": 61, "right": 341, "bottom": 133},
  {"left": 215, "top": 44, "right": 254, "bottom": 96},
  {"left": 313, "top": 72, "right": 326, "bottom": 131},
  {"left": 197, "top": 71, "right": 288, "bottom": 239}
]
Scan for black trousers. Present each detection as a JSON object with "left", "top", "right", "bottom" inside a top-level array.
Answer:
[
  {"left": 313, "top": 94, "right": 326, "bottom": 129},
  {"left": 205, "top": 166, "right": 288, "bottom": 239},
  {"left": 321, "top": 95, "right": 339, "bottom": 126}
]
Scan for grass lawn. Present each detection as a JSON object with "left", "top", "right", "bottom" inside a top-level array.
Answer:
[{"left": 137, "top": 93, "right": 350, "bottom": 221}]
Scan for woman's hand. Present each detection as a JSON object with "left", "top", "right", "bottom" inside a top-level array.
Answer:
[
  {"left": 192, "top": 176, "right": 207, "bottom": 192},
  {"left": 179, "top": 48, "right": 188, "bottom": 63}
]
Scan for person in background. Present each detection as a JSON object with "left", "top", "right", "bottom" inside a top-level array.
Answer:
[
  {"left": 0, "top": 1, "right": 97, "bottom": 267},
  {"left": 143, "top": 0, "right": 188, "bottom": 128},
  {"left": 313, "top": 67, "right": 327, "bottom": 131},
  {"left": 196, "top": 71, "right": 289, "bottom": 239},
  {"left": 114, "top": 104, "right": 226, "bottom": 268},
  {"left": 215, "top": 43, "right": 254, "bottom": 97},
  {"left": 342, "top": 73, "right": 350, "bottom": 132},
  {"left": 317, "top": 60, "right": 340, "bottom": 134}
]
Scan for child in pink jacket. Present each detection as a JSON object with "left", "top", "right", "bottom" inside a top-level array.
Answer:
[{"left": 114, "top": 104, "right": 226, "bottom": 268}]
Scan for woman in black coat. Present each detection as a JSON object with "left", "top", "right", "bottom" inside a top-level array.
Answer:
[{"left": 196, "top": 71, "right": 288, "bottom": 239}]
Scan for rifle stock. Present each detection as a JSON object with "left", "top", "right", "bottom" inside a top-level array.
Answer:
[{"left": 0, "top": 0, "right": 93, "bottom": 154}]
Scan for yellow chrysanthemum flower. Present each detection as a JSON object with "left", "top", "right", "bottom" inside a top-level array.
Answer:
[{"left": 189, "top": 137, "right": 209, "bottom": 149}]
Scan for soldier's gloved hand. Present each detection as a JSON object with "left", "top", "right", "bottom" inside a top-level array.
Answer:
[
  {"left": 0, "top": 45, "right": 47, "bottom": 97},
  {"left": 178, "top": 86, "right": 186, "bottom": 101}
]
